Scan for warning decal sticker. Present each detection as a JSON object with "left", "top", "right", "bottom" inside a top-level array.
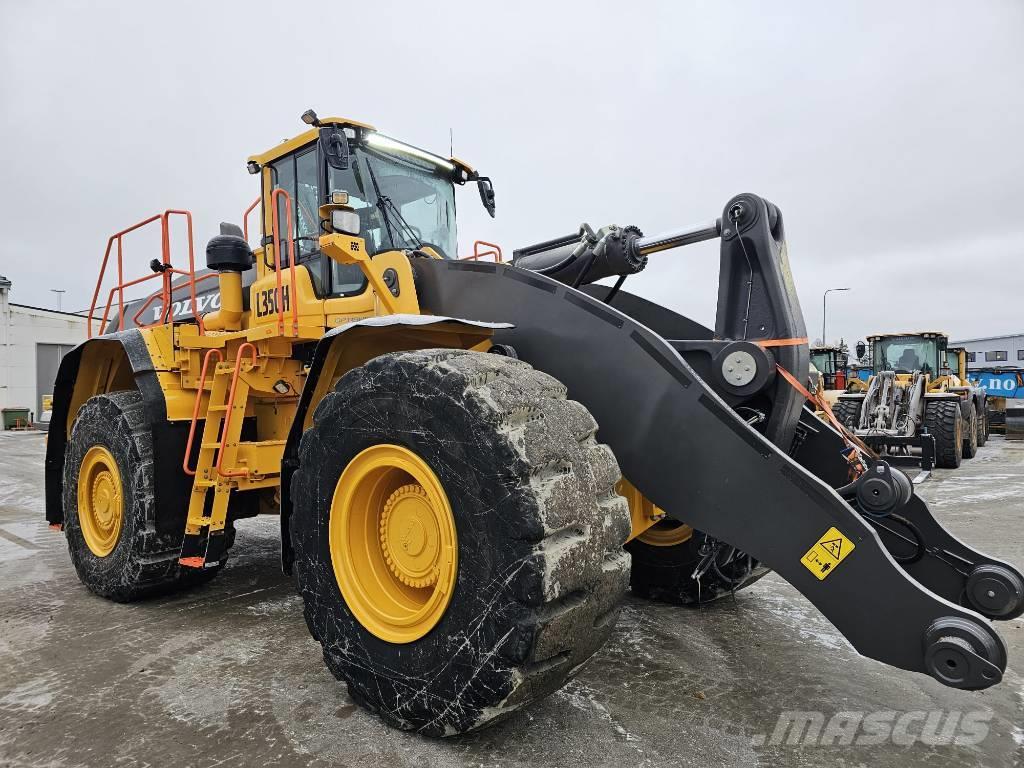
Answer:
[{"left": 800, "top": 526, "right": 855, "bottom": 580}]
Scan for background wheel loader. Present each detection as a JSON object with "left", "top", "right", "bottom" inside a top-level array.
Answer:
[
  {"left": 947, "top": 344, "right": 991, "bottom": 447},
  {"left": 809, "top": 344, "right": 849, "bottom": 407},
  {"left": 833, "top": 332, "right": 988, "bottom": 475},
  {"left": 46, "top": 111, "right": 1024, "bottom": 736}
]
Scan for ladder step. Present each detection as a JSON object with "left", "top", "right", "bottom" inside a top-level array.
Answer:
[{"left": 198, "top": 439, "right": 287, "bottom": 450}]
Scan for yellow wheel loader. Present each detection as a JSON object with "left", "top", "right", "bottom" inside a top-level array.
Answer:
[
  {"left": 834, "top": 333, "right": 989, "bottom": 474},
  {"left": 47, "top": 111, "right": 1023, "bottom": 736},
  {"left": 809, "top": 344, "right": 849, "bottom": 407},
  {"left": 947, "top": 345, "right": 990, "bottom": 446}
]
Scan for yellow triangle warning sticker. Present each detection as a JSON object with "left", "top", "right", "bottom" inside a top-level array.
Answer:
[
  {"left": 800, "top": 527, "right": 855, "bottom": 580},
  {"left": 820, "top": 538, "right": 843, "bottom": 559}
]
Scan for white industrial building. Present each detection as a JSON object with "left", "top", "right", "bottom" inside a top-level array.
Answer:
[
  {"left": 0, "top": 276, "right": 89, "bottom": 426},
  {"left": 952, "top": 333, "right": 1024, "bottom": 370}
]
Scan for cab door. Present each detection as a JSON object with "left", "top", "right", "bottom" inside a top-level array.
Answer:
[
  {"left": 266, "top": 146, "right": 326, "bottom": 296},
  {"left": 250, "top": 146, "right": 328, "bottom": 332}
]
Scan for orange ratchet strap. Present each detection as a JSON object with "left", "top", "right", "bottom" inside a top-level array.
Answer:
[
  {"left": 754, "top": 336, "right": 873, "bottom": 475},
  {"left": 755, "top": 337, "right": 808, "bottom": 348},
  {"left": 775, "top": 364, "right": 873, "bottom": 475}
]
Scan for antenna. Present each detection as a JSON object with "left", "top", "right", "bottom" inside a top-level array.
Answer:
[{"left": 449, "top": 128, "right": 453, "bottom": 157}]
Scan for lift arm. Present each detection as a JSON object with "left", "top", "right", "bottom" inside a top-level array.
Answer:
[{"left": 414, "top": 194, "right": 1020, "bottom": 691}]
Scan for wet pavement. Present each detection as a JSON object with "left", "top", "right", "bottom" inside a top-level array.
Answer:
[{"left": 1, "top": 432, "right": 1021, "bottom": 767}]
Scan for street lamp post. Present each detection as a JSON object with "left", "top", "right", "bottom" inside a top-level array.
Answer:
[
  {"left": 822, "top": 287, "right": 850, "bottom": 346},
  {"left": 50, "top": 288, "right": 66, "bottom": 312}
]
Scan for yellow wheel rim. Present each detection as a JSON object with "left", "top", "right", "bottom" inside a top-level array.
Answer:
[
  {"left": 638, "top": 521, "right": 694, "bottom": 548},
  {"left": 329, "top": 444, "right": 458, "bottom": 643},
  {"left": 77, "top": 445, "right": 124, "bottom": 557}
]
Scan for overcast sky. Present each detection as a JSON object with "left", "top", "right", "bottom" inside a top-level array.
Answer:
[{"left": 2, "top": 0, "right": 1022, "bottom": 346}]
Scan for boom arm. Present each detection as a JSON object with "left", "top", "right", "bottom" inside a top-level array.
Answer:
[{"left": 414, "top": 193, "right": 1020, "bottom": 691}]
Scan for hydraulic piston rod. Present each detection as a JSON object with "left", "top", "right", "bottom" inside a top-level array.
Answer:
[{"left": 635, "top": 219, "right": 722, "bottom": 255}]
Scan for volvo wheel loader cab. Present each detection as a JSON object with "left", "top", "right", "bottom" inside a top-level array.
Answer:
[
  {"left": 46, "top": 111, "right": 1024, "bottom": 736},
  {"left": 834, "top": 332, "right": 988, "bottom": 474}
]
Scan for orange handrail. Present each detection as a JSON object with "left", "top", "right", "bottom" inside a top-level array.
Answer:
[
  {"left": 216, "top": 343, "right": 258, "bottom": 478},
  {"left": 89, "top": 214, "right": 159, "bottom": 336},
  {"left": 182, "top": 348, "right": 224, "bottom": 477},
  {"left": 269, "top": 189, "right": 299, "bottom": 336},
  {"left": 462, "top": 240, "right": 503, "bottom": 262},
  {"left": 242, "top": 196, "right": 260, "bottom": 244},
  {"left": 88, "top": 210, "right": 202, "bottom": 338}
]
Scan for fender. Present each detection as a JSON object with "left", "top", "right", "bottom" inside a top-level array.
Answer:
[
  {"left": 946, "top": 387, "right": 980, "bottom": 422},
  {"left": 279, "top": 314, "right": 510, "bottom": 571},
  {"left": 45, "top": 329, "right": 193, "bottom": 534}
]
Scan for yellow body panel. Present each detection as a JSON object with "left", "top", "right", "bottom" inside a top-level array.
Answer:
[
  {"left": 249, "top": 260, "right": 328, "bottom": 333},
  {"left": 320, "top": 234, "right": 421, "bottom": 316}
]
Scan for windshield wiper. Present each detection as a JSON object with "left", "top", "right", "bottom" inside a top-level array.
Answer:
[
  {"left": 379, "top": 195, "right": 420, "bottom": 246},
  {"left": 365, "top": 159, "right": 420, "bottom": 249}
]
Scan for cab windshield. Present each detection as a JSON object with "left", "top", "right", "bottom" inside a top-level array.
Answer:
[
  {"left": 269, "top": 131, "right": 459, "bottom": 296},
  {"left": 810, "top": 350, "right": 834, "bottom": 374},
  {"left": 873, "top": 336, "right": 940, "bottom": 374},
  {"left": 328, "top": 144, "right": 457, "bottom": 259}
]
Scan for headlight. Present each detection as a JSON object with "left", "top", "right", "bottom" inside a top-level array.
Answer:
[{"left": 331, "top": 209, "right": 360, "bottom": 236}]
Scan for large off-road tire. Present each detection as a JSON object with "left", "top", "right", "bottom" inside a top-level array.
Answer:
[
  {"left": 627, "top": 524, "right": 769, "bottom": 604},
  {"left": 962, "top": 406, "right": 979, "bottom": 459},
  {"left": 977, "top": 404, "right": 989, "bottom": 447},
  {"left": 290, "top": 349, "right": 631, "bottom": 736},
  {"left": 833, "top": 399, "right": 862, "bottom": 430},
  {"left": 924, "top": 399, "right": 963, "bottom": 469},
  {"left": 63, "top": 391, "right": 231, "bottom": 602}
]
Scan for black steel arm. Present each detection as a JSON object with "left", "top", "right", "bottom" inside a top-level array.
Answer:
[
  {"left": 413, "top": 194, "right": 1015, "bottom": 691},
  {"left": 792, "top": 408, "right": 1024, "bottom": 621}
]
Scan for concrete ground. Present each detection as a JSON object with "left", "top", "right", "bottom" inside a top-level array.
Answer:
[{"left": 1, "top": 433, "right": 1021, "bottom": 768}]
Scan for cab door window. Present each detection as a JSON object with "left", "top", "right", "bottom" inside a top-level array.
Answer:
[
  {"left": 294, "top": 149, "right": 320, "bottom": 259},
  {"left": 270, "top": 148, "right": 323, "bottom": 292},
  {"left": 270, "top": 157, "right": 295, "bottom": 261}
]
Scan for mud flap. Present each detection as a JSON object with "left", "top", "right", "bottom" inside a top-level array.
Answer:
[{"left": 414, "top": 258, "right": 1011, "bottom": 690}]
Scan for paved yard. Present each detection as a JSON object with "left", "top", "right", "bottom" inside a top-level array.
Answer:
[{"left": 1, "top": 432, "right": 1021, "bottom": 767}]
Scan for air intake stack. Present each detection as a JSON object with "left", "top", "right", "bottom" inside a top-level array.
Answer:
[{"left": 203, "top": 223, "right": 253, "bottom": 331}]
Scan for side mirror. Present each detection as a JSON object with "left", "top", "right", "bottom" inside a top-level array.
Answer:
[
  {"left": 855, "top": 341, "right": 866, "bottom": 359},
  {"left": 320, "top": 127, "right": 350, "bottom": 171},
  {"left": 476, "top": 176, "right": 496, "bottom": 218}
]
